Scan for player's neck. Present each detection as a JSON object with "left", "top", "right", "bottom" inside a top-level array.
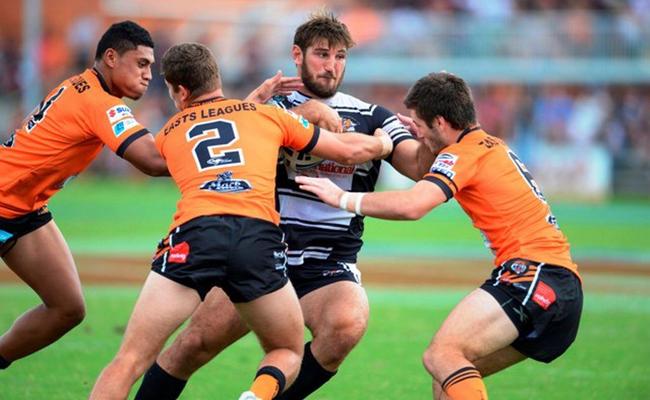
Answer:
[
  {"left": 189, "top": 90, "right": 225, "bottom": 106},
  {"left": 92, "top": 63, "right": 119, "bottom": 97}
]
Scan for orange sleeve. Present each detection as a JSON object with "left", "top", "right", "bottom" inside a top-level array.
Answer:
[
  {"left": 272, "top": 106, "right": 320, "bottom": 152},
  {"left": 86, "top": 97, "right": 149, "bottom": 157},
  {"left": 422, "top": 146, "right": 480, "bottom": 200}
]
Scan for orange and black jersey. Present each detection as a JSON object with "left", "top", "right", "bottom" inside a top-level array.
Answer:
[
  {"left": 423, "top": 127, "right": 578, "bottom": 276},
  {"left": 156, "top": 97, "right": 319, "bottom": 231},
  {"left": 0, "top": 68, "right": 149, "bottom": 218}
]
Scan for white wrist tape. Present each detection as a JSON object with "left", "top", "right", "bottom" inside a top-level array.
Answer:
[
  {"left": 339, "top": 192, "right": 350, "bottom": 211},
  {"left": 354, "top": 193, "right": 365, "bottom": 216},
  {"left": 380, "top": 135, "right": 392, "bottom": 158}
]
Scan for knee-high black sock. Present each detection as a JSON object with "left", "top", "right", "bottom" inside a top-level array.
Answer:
[
  {"left": 0, "top": 354, "right": 11, "bottom": 370},
  {"left": 276, "top": 342, "right": 336, "bottom": 400},
  {"left": 134, "top": 362, "right": 187, "bottom": 400}
]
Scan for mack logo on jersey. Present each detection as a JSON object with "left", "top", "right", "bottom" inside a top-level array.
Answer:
[
  {"left": 106, "top": 105, "right": 133, "bottom": 124},
  {"left": 200, "top": 171, "right": 252, "bottom": 193},
  {"left": 168, "top": 241, "right": 190, "bottom": 263}
]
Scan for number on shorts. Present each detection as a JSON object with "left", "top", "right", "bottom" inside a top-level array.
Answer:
[
  {"left": 507, "top": 150, "right": 547, "bottom": 203},
  {"left": 186, "top": 120, "right": 243, "bottom": 171}
]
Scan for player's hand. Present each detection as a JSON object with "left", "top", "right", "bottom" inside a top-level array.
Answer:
[
  {"left": 373, "top": 128, "right": 393, "bottom": 159},
  {"left": 397, "top": 113, "right": 422, "bottom": 139},
  {"left": 244, "top": 70, "right": 304, "bottom": 104},
  {"left": 296, "top": 100, "right": 342, "bottom": 133},
  {"left": 295, "top": 176, "right": 343, "bottom": 208}
]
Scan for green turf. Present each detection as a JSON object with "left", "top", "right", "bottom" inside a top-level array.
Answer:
[
  {"left": 49, "top": 177, "right": 650, "bottom": 263},
  {"left": 0, "top": 284, "right": 649, "bottom": 399}
]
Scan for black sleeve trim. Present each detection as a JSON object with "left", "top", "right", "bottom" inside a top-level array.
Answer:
[
  {"left": 116, "top": 128, "right": 149, "bottom": 158},
  {"left": 423, "top": 176, "right": 454, "bottom": 202},
  {"left": 299, "top": 126, "right": 320, "bottom": 153},
  {"left": 385, "top": 135, "right": 416, "bottom": 164}
]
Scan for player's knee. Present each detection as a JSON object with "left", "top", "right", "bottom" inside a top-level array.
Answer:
[
  {"left": 55, "top": 301, "right": 86, "bottom": 329},
  {"left": 315, "top": 317, "right": 367, "bottom": 365},
  {"left": 176, "top": 329, "right": 216, "bottom": 360},
  {"left": 113, "top": 350, "right": 156, "bottom": 379},
  {"left": 422, "top": 347, "right": 437, "bottom": 376}
]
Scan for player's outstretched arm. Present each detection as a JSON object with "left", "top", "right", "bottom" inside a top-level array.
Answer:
[
  {"left": 244, "top": 70, "right": 303, "bottom": 104},
  {"left": 295, "top": 177, "right": 446, "bottom": 221},
  {"left": 123, "top": 134, "right": 169, "bottom": 176},
  {"left": 309, "top": 128, "right": 392, "bottom": 165}
]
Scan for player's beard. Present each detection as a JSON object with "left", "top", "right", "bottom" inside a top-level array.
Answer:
[
  {"left": 425, "top": 125, "right": 447, "bottom": 155},
  {"left": 301, "top": 62, "right": 344, "bottom": 99}
]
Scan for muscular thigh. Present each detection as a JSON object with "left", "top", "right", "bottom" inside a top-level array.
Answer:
[
  {"left": 432, "top": 288, "right": 519, "bottom": 361},
  {"left": 2, "top": 219, "right": 81, "bottom": 306},
  {"left": 301, "top": 280, "right": 369, "bottom": 336}
]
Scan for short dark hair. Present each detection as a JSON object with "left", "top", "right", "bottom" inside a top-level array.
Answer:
[
  {"left": 94, "top": 20, "right": 154, "bottom": 60},
  {"left": 293, "top": 9, "right": 355, "bottom": 51},
  {"left": 161, "top": 43, "right": 220, "bottom": 99},
  {"left": 403, "top": 72, "right": 476, "bottom": 130}
]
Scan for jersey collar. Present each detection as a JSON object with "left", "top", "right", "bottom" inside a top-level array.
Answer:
[
  {"left": 91, "top": 67, "right": 112, "bottom": 94},
  {"left": 456, "top": 125, "right": 481, "bottom": 143},
  {"left": 189, "top": 96, "right": 226, "bottom": 107}
]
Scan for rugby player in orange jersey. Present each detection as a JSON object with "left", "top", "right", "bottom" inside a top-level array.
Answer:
[
  {"left": 297, "top": 72, "right": 583, "bottom": 400},
  {"left": 0, "top": 20, "right": 168, "bottom": 371},
  {"left": 89, "top": 42, "right": 392, "bottom": 400}
]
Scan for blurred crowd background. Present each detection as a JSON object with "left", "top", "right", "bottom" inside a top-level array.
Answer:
[{"left": 1, "top": 0, "right": 649, "bottom": 199}]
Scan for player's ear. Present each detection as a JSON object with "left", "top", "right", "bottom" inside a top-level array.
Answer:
[
  {"left": 178, "top": 85, "right": 191, "bottom": 103},
  {"left": 291, "top": 45, "right": 303, "bottom": 65},
  {"left": 102, "top": 48, "right": 118, "bottom": 68}
]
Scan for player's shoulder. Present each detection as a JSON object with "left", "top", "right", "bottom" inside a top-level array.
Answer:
[
  {"left": 446, "top": 129, "right": 505, "bottom": 161},
  {"left": 63, "top": 69, "right": 125, "bottom": 111},
  {"left": 328, "top": 92, "right": 376, "bottom": 115}
]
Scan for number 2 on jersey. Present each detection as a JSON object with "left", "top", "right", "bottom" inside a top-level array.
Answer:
[{"left": 186, "top": 120, "right": 244, "bottom": 171}]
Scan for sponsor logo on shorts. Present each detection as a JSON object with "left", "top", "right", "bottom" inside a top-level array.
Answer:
[
  {"left": 273, "top": 250, "right": 287, "bottom": 271},
  {"left": 430, "top": 153, "right": 458, "bottom": 180},
  {"left": 168, "top": 241, "right": 190, "bottom": 263},
  {"left": 200, "top": 171, "right": 252, "bottom": 193},
  {"left": 532, "top": 281, "right": 556, "bottom": 310},
  {"left": 106, "top": 105, "right": 133, "bottom": 124},
  {"left": 510, "top": 261, "right": 529, "bottom": 275},
  {"left": 112, "top": 118, "right": 138, "bottom": 137}
]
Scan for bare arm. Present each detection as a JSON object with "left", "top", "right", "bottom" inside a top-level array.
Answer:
[
  {"left": 390, "top": 139, "right": 437, "bottom": 181},
  {"left": 295, "top": 176, "right": 447, "bottom": 220},
  {"left": 244, "top": 70, "right": 303, "bottom": 104},
  {"left": 309, "top": 128, "right": 392, "bottom": 165},
  {"left": 122, "top": 134, "right": 169, "bottom": 177}
]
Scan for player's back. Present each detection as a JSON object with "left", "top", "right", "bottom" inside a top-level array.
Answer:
[
  {"left": 0, "top": 68, "right": 148, "bottom": 218},
  {"left": 429, "top": 129, "right": 577, "bottom": 273},
  {"left": 156, "top": 97, "right": 317, "bottom": 231}
]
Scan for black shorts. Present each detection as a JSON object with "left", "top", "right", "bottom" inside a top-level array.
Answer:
[
  {"left": 480, "top": 258, "right": 583, "bottom": 363},
  {"left": 151, "top": 215, "right": 289, "bottom": 303},
  {"left": 287, "top": 260, "right": 361, "bottom": 298},
  {"left": 0, "top": 206, "right": 52, "bottom": 256}
]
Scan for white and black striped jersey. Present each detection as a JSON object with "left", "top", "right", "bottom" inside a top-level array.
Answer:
[{"left": 272, "top": 91, "right": 414, "bottom": 265}]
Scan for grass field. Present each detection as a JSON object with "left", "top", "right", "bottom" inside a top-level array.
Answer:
[{"left": 1, "top": 176, "right": 649, "bottom": 399}]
